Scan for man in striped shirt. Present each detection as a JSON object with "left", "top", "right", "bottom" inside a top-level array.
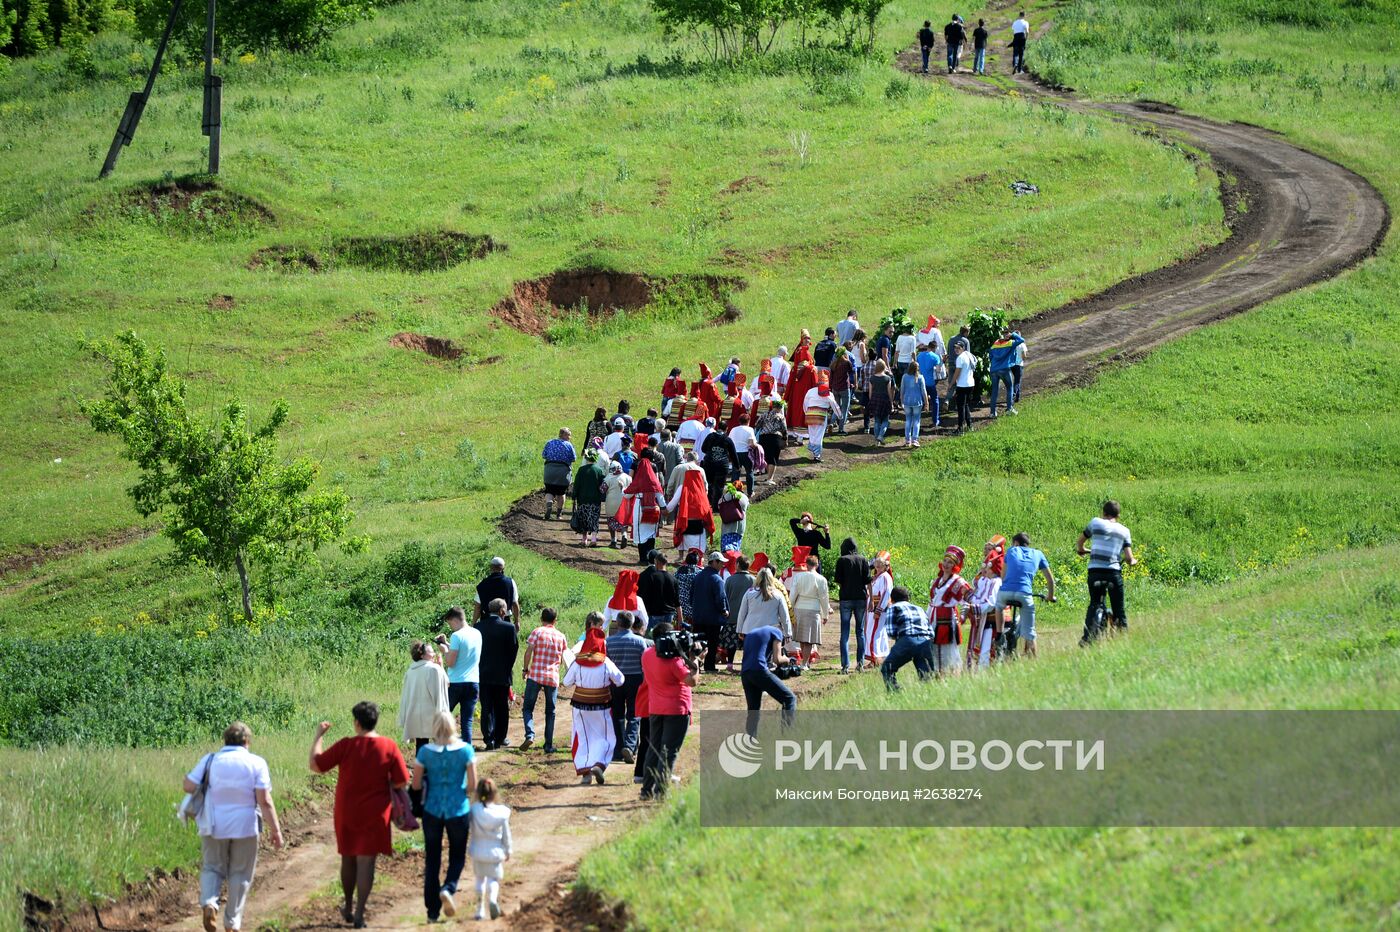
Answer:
[{"left": 607, "top": 612, "right": 652, "bottom": 764}]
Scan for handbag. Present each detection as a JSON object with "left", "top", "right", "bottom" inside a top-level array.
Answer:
[
  {"left": 391, "top": 786, "right": 419, "bottom": 832},
  {"left": 717, "top": 497, "right": 745, "bottom": 525},
  {"left": 176, "top": 751, "right": 215, "bottom": 825}
]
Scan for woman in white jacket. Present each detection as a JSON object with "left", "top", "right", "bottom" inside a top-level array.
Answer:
[
  {"left": 397, "top": 641, "right": 449, "bottom": 750},
  {"left": 468, "top": 778, "right": 513, "bottom": 920}
]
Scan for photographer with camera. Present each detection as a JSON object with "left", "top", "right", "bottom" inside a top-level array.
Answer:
[
  {"left": 639, "top": 623, "right": 702, "bottom": 801},
  {"left": 741, "top": 624, "right": 797, "bottom": 738}
]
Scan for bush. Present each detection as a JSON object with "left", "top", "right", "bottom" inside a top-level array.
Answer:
[{"left": 131, "top": 0, "right": 375, "bottom": 58}]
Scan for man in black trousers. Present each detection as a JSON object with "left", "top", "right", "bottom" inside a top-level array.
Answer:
[{"left": 475, "top": 598, "right": 519, "bottom": 750}]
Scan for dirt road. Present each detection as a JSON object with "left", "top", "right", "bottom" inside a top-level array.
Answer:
[{"left": 90, "top": 23, "right": 1387, "bottom": 932}]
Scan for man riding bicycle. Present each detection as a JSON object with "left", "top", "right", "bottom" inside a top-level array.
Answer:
[
  {"left": 997, "top": 532, "right": 1056, "bottom": 658},
  {"left": 1076, "top": 500, "right": 1138, "bottom": 644}
]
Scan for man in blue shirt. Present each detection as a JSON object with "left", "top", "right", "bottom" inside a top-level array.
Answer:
[
  {"left": 880, "top": 586, "right": 937, "bottom": 690},
  {"left": 988, "top": 327, "right": 1026, "bottom": 419},
  {"left": 688, "top": 553, "right": 730, "bottom": 673},
  {"left": 916, "top": 346, "right": 942, "bottom": 429},
  {"left": 998, "top": 531, "right": 1057, "bottom": 658},
  {"left": 437, "top": 606, "right": 483, "bottom": 746},
  {"left": 741, "top": 624, "right": 796, "bottom": 737}
]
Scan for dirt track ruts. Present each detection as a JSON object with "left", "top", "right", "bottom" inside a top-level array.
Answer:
[{"left": 91, "top": 31, "right": 1389, "bottom": 932}]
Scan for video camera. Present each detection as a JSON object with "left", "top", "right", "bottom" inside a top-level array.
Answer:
[
  {"left": 655, "top": 628, "right": 705, "bottom": 661},
  {"left": 773, "top": 658, "right": 803, "bottom": 680}
]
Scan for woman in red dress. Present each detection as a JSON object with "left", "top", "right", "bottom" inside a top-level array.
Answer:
[
  {"left": 310, "top": 701, "right": 411, "bottom": 928},
  {"left": 783, "top": 332, "right": 819, "bottom": 432}
]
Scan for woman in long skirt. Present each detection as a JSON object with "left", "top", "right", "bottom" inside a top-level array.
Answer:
[
  {"left": 864, "top": 551, "right": 893, "bottom": 668},
  {"left": 571, "top": 450, "right": 608, "bottom": 547},
  {"left": 562, "top": 629, "right": 624, "bottom": 785}
]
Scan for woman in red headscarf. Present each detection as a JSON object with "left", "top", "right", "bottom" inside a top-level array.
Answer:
[
  {"left": 755, "top": 359, "right": 777, "bottom": 400},
  {"left": 666, "top": 468, "right": 714, "bottom": 553},
  {"left": 802, "top": 369, "right": 840, "bottom": 462},
  {"left": 783, "top": 333, "right": 819, "bottom": 434},
  {"left": 967, "top": 536, "right": 1006, "bottom": 670},
  {"left": 624, "top": 457, "right": 665, "bottom": 565},
  {"left": 562, "top": 628, "right": 625, "bottom": 784},
  {"left": 927, "top": 545, "right": 972, "bottom": 676},
  {"left": 604, "top": 569, "right": 649, "bottom": 628},
  {"left": 864, "top": 551, "right": 893, "bottom": 667},
  {"left": 695, "top": 363, "right": 723, "bottom": 423}
]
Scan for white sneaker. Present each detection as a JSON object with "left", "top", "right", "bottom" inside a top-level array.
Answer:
[
  {"left": 440, "top": 889, "right": 457, "bottom": 917},
  {"left": 475, "top": 906, "right": 487, "bottom": 921}
]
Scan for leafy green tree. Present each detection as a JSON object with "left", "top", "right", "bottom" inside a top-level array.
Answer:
[
  {"left": 81, "top": 332, "right": 362, "bottom": 621},
  {"left": 131, "top": 0, "right": 374, "bottom": 59}
]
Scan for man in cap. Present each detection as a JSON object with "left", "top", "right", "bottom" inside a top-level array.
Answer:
[
  {"left": 473, "top": 557, "right": 520, "bottom": 628},
  {"left": 688, "top": 552, "right": 730, "bottom": 673}
]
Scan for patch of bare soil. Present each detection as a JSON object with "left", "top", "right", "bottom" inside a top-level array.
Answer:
[
  {"left": 208, "top": 293, "right": 235, "bottom": 311},
  {"left": 247, "top": 244, "right": 324, "bottom": 272},
  {"left": 388, "top": 331, "right": 464, "bottom": 361},
  {"left": 490, "top": 269, "right": 745, "bottom": 339},
  {"left": 332, "top": 231, "right": 503, "bottom": 273},
  {"left": 723, "top": 175, "right": 768, "bottom": 194}
]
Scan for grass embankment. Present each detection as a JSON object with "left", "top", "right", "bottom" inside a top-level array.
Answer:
[
  {"left": 582, "top": 546, "right": 1400, "bottom": 927},
  {"left": 578, "top": 0, "right": 1400, "bottom": 924},
  {"left": 0, "top": 0, "right": 1226, "bottom": 921}
]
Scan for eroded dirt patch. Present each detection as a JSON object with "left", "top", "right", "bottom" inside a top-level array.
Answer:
[
  {"left": 491, "top": 269, "right": 745, "bottom": 339},
  {"left": 388, "top": 331, "right": 464, "bottom": 360},
  {"left": 332, "top": 231, "right": 503, "bottom": 273},
  {"left": 247, "top": 244, "right": 323, "bottom": 272},
  {"left": 208, "top": 293, "right": 236, "bottom": 311},
  {"left": 724, "top": 174, "right": 768, "bottom": 194}
]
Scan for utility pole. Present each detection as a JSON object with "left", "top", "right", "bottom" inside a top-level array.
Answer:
[
  {"left": 98, "top": 0, "right": 221, "bottom": 179},
  {"left": 202, "top": 0, "right": 221, "bottom": 174}
]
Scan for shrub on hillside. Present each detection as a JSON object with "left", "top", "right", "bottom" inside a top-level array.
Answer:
[
  {"left": 2, "top": 0, "right": 128, "bottom": 57},
  {"left": 130, "top": 0, "right": 374, "bottom": 59}
]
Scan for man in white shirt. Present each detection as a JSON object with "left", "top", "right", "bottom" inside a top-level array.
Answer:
[
  {"left": 769, "top": 347, "right": 791, "bottom": 394},
  {"left": 727, "top": 420, "right": 758, "bottom": 491},
  {"left": 893, "top": 329, "right": 918, "bottom": 403},
  {"left": 183, "top": 721, "right": 283, "bottom": 932},
  {"left": 952, "top": 344, "right": 978, "bottom": 433},
  {"left": 1011, "top": 11, "right": 1030, "bottom": 73},
  {"left": 834, "top": 309, "right": 860, "bottom": 346},
  {"left": 602, "top": 418, "right": 629, "bottom": 458}
]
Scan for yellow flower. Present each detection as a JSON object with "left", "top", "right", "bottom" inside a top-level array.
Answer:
[
  {"left": 528, "top": 74, "right": 557, "bottom": 99},
  {"left": 238, "top": 52, "right": 256, "bottom": 65},
  {"left": 196, "top": 629, "right": 208, "bottom": 638}
]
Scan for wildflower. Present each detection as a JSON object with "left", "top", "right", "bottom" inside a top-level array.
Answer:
[{"left": 238, "top": 52, "right": 256, "bottom": 65}]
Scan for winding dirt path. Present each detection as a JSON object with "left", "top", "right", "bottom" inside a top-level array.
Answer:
[{"left": 89, "top": 21, "right": 1388, "bottom": 932}]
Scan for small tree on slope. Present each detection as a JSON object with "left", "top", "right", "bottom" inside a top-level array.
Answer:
[{"left": 81, "top": 331, "right": 361, "bottom": 621}]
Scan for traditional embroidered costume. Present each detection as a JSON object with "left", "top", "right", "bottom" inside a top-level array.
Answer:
[
  {"left": 928, "top": 545, "right": 973, "bottom": 673},
  {"left": 562, "top": 629, "right": 624, "bottom": 779}
]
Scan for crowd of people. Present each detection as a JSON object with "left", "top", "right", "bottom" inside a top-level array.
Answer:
[
  {"left": 918, "top": 10, "right": 1032, "bottom": 76},
  {"left": 540, "top": 309, "right": 1031, "bottom": 571},
  {"left": 180, "top": 499, "right": 1138, "bottom": 928}
]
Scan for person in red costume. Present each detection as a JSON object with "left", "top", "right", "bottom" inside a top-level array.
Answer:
[
  {"left": 666, "top": 469, "right": 714, "bottom": 554},
  {"left": 624, "top": 458, "right": 666, "bottom": 566},
  {"left": 725, "top": 373, "right": 752, "bottom": 433},
  {"left": 604, "top": 569, "right": 648, "bottom": 628},
  {"left": 783, "top": 333, "right": 818, "bottom": 434},
  {"left": 695, "top": 363, "right": 723, "bottom": 423}
]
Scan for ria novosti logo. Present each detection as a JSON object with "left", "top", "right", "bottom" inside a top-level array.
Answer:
[{"left": 717, "top": 732, "right": 763, "bottom": 778}]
